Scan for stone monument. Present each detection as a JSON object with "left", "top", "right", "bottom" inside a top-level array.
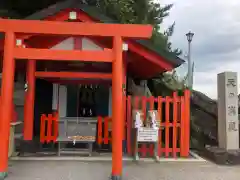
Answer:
[
  {"left": 204, "top": 72, "right": 240, "bottom": 164},
  {"left": 217, "top": 72, "right": 239, "bottom": 150}
]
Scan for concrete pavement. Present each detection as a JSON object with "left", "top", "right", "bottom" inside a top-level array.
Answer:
[{"left": 7, "top": 160, "right": 240, "bottom": 180}]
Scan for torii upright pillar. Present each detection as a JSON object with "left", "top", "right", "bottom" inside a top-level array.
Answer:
[
  {"left": 0, "top": 32, "right": 16, "bottom": 179},
  {"left": 111, "top": 36, "right": 124, "bottom": 179},
  {"left": 23, "top": 59, "right": 36, "bottom": 140}
]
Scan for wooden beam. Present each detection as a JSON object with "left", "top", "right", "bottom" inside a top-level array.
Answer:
[
  {"left": 0, "top": 9, "right": 72, "bottom": 49},
  {"left": 45, "top": 79, "right": 111, "bottom": 85},
  {"left": 23, "top": 60, "right": 36, "bottom": 141},
  {"left": 17, "top": 9, "right": 71, "bottom": 40},
  {"left": 35, "top": 71, "right": 112, "bottom": 79},
  {"left": 0, "top": 19, "right": 152, "bottom": 38},
  {"left": 14, "top": 47, "right": 113, "bottom": 62}
]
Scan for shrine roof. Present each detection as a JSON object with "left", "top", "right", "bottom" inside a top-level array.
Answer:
[{"left": 0, "top": 0, "right": 184, "bottom": 78}]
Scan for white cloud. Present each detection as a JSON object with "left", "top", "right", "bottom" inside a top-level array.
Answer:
[
  {"left": 194, "top": 60, "right": 240, "bottom": 99},
  {"left": 158, "top": 0, "right": 240, "bottom": 99}
]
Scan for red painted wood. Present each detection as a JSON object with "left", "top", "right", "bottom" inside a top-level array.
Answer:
[
  {"left": 165, "top": 96, "right": 170, "bottom": 157},
  {"left": 40, "top": 114, "right": 46, "bottom": 143},
  {"left": 183, "top": 90, "right": 190, "bottom": 157},
  {"left": 53, "top": 113, "right": 59, "bottom": 142},
  {"left": 74, "top": 37, "right": 82, "bottom": 50},
  {"left": 172, "top": 92, "right": 178, "bottom": 158},
  {"left": 180, "top": 96, "right": 185, "bottom": 156},
  {"left": 140, "top": 96, "right": 147, "bottom": 157},
  {"left": 14, "top": 48, "right": 113, "bottom": 62},
  {"left": 157, "top": 97, "right": 163, "bottom": 157},
  {"left": 125, "top": 93, "right": 189, "bottom": 158},
  {"left": 97, "top": 116, "right": 103, "bottom": 145},
  {"left": 0, "top": 19, "right": 153, "bottom": 38}
]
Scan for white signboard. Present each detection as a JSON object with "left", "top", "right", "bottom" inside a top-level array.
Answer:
[{"left": 137, "top": 128, "right": 158, "bottom": 142}]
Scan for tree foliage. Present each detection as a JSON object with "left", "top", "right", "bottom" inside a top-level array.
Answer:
[
  {"left": 84, "top": 0, "right": 181, "bottom": 56},
  {"left": 2, "top": 0, "right": 181, "bottom": 55},
  {"left": 84, "top": 0, "right": 184, "bottom": 90},
  {"left": 2, "top": 0, "right": 180, "bottom": 55}
]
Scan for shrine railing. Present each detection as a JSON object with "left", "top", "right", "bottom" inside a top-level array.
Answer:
[
  {"left": 39, "top": 90, "right": 190, "bottom": 158},
  {"left": 40, "top": 112, "right": 59, "bottom": 143},
  {"left": 97, "top": 116, "right": 112, "bottom": 145},
  {"left": 96, "top": 90, "right": 190, "bottom": 158},
  {"left": 126, "top": 90, "right": 190, "bottom": 158}
]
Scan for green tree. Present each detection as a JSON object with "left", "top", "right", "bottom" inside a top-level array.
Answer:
[
  {"left": 85, "top": 0, "right": 181, "bottom": 55},
  {"left": 4, "top": 0, "right": 180, "bottom": 55},
  {"left": 84, "top": 0, "right": 184, "bottom": 91}
]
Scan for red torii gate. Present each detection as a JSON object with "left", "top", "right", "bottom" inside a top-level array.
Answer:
[{"left": 0, "top": 19, "right": 152, "bottom": 179}]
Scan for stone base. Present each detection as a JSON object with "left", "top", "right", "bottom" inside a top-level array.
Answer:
[
  {"left": 110, "top": 175, "right": 122, "bottom": 180},
  {"left": 203, "top": 146, "right": 240, "bottom": 165},
  {"left": 0, "top": 172, "right": 8, "bottom": 180},
  {"left": 19, "top": 140, "right": 38, "bottom": 155}
]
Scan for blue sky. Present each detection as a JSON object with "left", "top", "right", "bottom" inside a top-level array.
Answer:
[{"left": 157, "top": 0, "right": 240, "bottom": 99}]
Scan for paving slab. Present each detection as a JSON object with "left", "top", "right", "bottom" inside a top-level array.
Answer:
[{"left": 6, "top": 160, "right": 240, "bottom": 180}]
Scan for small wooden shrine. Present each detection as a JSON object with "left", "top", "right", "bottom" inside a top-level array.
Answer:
[{"left": 0, "top": 1, "right": 184, "bottom": 179}]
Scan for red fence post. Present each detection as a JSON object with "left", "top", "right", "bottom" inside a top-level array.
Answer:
[
  {"left": 183, "top": 90, "right": 190, "bottom": 157},
  {"left": 40, "top": 114, "right": 46, "bottom": 143},
  {"left": 141, "top": 96, "right": 147, "bottom": 157},
  {"left": 47, "top": 114, "right": 53, "bottom": 143},
  {"left": 180, "top": 96, "right": 185, "bottom": 156},
  {"left": 104, "top": 117, "right": 109, "bottom": 144},
  {"left": 97, "top": 116, "right": 103, "bottom": 145},
  {"left": 53, "top": 112, "right": 59, "bottom": 142},
  {"left": 165, "top": 96, "right": 170, "bottom": 157},
  {"left": 157, "top": 96, "right": 162, "bottom": 157},
  {"left": 172, "top": 92, "right": 178, "bottom": 158}
]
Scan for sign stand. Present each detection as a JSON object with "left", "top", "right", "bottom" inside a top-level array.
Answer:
[
  {"left": 133, "top": 111, "right": 142, "bottom": 161},
  {"left": 154, "top": 141, "right": 160, "bottom": 162},
  {"left": 132, "top": 110, "right": 160, "bottom": 162},
  {"left": 135, "top": 127, "right": 159, "bottom": 162},
  {"left": 134, "top": 128, "right": 140, "bottom": 161}
]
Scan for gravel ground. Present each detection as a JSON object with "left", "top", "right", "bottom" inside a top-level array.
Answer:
[{"left": 6, "top": 160, "right": 240, "bottom": 180}]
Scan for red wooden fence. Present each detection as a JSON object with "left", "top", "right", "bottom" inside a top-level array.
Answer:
[
  {"left": 96, "top": 90, "right": 190, "bottom": 158},
  {"left": 97, "top": 116, "right": 112, "bottom": 145},
  {"left": 126, "top": 90, "right": 190, "bottom": 158},
  {"left": 40, "top": 90, "right": 190, "bottom": 158},
  {"left": 40, "top": 112, "right": 59, "bottom": 143}
]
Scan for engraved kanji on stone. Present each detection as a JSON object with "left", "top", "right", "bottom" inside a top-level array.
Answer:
[
  {"left": 228, "top": 106, "right": 237, "bottom": 116},
  {"left": 228, "top": 92, "right": 235, "bottom": 98},
  {"left": 227, "top": 78, "right": 236, "bottom": 87},
  {"left": 228, "top": 121, "right": 237, "bottom": 132}
]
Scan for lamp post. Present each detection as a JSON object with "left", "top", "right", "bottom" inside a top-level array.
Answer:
[{"left": 186, "top": 31, "right": 194, "bottom": 90}]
